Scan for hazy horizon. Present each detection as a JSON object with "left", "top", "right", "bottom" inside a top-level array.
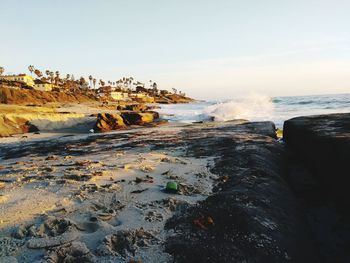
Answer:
[{"left": 1, "top": 0, "right": 349, "bottom": 99}]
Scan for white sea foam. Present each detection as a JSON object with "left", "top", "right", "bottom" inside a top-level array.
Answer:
[
  {"left": 158, "top": 93, "right": 350, "bottom": 128},
  {"left": 203, "top": 94, "right": 274, "bottom": 122}
]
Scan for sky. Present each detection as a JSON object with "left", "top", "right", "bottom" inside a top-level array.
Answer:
[{"left": 0, "top": 0, "right": 349, "bottom": 99}]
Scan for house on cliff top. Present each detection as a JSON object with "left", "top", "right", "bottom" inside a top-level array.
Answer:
[
  {"left": 34, "top": 79, "right": 54, "bottom": 91},
  {"left": 0, "top": 74, "right": 35, "bottom": 87},
  {"left": 110, "top": 91, "right": 130, "bottom": 101}
]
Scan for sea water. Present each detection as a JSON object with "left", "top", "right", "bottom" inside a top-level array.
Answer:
[{"left": 158, "top": 93, "right": 350, "bottom": 128}]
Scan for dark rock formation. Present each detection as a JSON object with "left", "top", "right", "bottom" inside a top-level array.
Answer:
[
  {"left": 22, "top": 121, "right": 39, "bottom": 133},
  {"left": 121, "top": 111, "right": 159, "bottom": 126},
  {"left": 283, "top": 113, "right": 350, "bottom": 263},
  {"left": 94, "top": 113, "right": 126, "bottom": 132},
  {"left": 94, "top": 111, "right": 160, "bottom": 132},
  {"left": 283, "top": 113, "right": 350, "bottom": 207},
  {"left": 165, "top": 121, "right": 317, "bottom": 263}
]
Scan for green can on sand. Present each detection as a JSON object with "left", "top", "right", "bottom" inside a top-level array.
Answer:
[{"left": 166, "top": 181, "right": 178, "bottom": 192}]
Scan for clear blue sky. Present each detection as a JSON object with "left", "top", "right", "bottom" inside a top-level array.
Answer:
[{"left": 1, "top": 0, "right": 349, "bottom": 99}]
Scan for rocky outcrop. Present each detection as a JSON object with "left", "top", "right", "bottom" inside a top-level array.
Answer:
[
  {"left": 0, "top": 113, "right": 84, "bottom": 137},
  {"left": 0, "top": 116, "right": 37, "bottom": 137},
  {"left": 283, "top": 113, "right": 350, "bottom": 207},
  {"left": 121, "top": 111, "right": 159, "bottom": 125},
  {"left": 155, "top": 94, "right": 194, "bottom": 104},
  {"left": 165, "top": 121, "right": 317, "bottom": 263},
  {"left": 94, "top": 111, "right": 161, "bottom": 132},
  {"left": 94, "top": 113, "right": 126, "bottom": 132}
]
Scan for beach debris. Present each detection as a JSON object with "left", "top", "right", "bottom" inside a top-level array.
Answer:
[
  {"left": 161, "top": 170, "right": 171, "bottom": 176},
  {"left": 134, "top": 175, "right": 154, "bottom": 184},
  {"left": 45, "top": 155, "right": 58, "bottom": 161},
  {"left": 193, "top": 215, "right": 215, "bottom": 230},
  {"left": 63, "top": 173, "right": 92, "bottom": 181},
  {"left": 92, "top": 171, "right": 107, "bottom": 177},
  {"left": 75, "top": 160, "right": 92, "bottom": 166},
  {"left": 43, "top": 241, "right": 95, "bottom": 263},
  {"left": 217, "top": 175, "right": 229, "bottom": 183},
  {"left": 135, "top": 177, "right": 143, "bottom": 184},
  {"left": 131, "top": 189, "right": 148, "bottom": 194},
  {"left": 165, "top": 181, "right": 178, "bottom": 193}
]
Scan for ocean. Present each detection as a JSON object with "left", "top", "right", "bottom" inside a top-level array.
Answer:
[{"left": 158, "top": 93, "right": 350, "bottom": 128}]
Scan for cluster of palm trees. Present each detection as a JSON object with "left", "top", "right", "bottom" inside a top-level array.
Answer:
[
  {"left": 27, "top": 65, "right": 152, "bottom": 91},
  {"left": 0, "top": 65, "right": 185, "bottom": 97}
]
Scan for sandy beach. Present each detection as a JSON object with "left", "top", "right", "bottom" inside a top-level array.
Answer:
[{"left": 0, "top": 123, "right": 218, "bottom": 262}]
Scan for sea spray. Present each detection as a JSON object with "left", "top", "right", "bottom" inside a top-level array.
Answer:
[
  {"left": 158, "top": 93, "right": 350, "bottom": 128},
  {"left": 203, "top": 94, "right": 274, "bottom": 122}
]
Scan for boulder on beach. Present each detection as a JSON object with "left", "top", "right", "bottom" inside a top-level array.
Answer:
[
  {"left": 94, "top": 113, "right": 126, "bottom": 132},
  {"left": 121, "top": 111, "right": 159, "bottom": 125},
  {"left": 283, "top": 113, "right": 350, "bottom": 207}
]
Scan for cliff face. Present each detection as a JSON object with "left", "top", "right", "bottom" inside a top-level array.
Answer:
[
  {"left": 0, "top": 113, "right": 86, "bottom": 137},
  {"left": 0, "top": 86, "right": 97, "bottom": 105}
]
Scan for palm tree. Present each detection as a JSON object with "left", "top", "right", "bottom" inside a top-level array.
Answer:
[
  {"left": 99, "top": 79, "right": 105, "bottom": 87},
  {"left": 28, "top": 65, "right": 34, "bottom": 76},
  {"left": 89, "top": 75, "right": 93, "bottom": 88},
  {"left": 34, "top": 69, "right": 43, "bottom": 78},
  {"left": 49, "top": 71, "right": 55, "bottom": 84},
  {"left": 55, "top": 71, "right": 60, "bottom": 85},
  {"left": 0, "top": 66, "right": 4, "bottom": 76}
]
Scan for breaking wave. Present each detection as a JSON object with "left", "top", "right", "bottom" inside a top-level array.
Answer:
[
  {"left": 158, "top": 93, "right": 350, "bottom": 128},
  {"left": 203, "top": 94, "right": 274, "bottom": 122}
]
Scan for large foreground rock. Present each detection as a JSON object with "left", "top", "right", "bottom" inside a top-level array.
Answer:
[
  {"left": 94, "top": 111, "right": 160, "bottom": 132},
  {"left": 165, "top": 121, "right": 317, "bottom": 263},
  {"left": 283, "top": 113, "right": 350, "bottom": 207},
  {"left": 94, "top": 113, "right": 126, "bottom": 132},
  {"left": 121, "top": 111, "right": 159, "bottom": 125}
]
